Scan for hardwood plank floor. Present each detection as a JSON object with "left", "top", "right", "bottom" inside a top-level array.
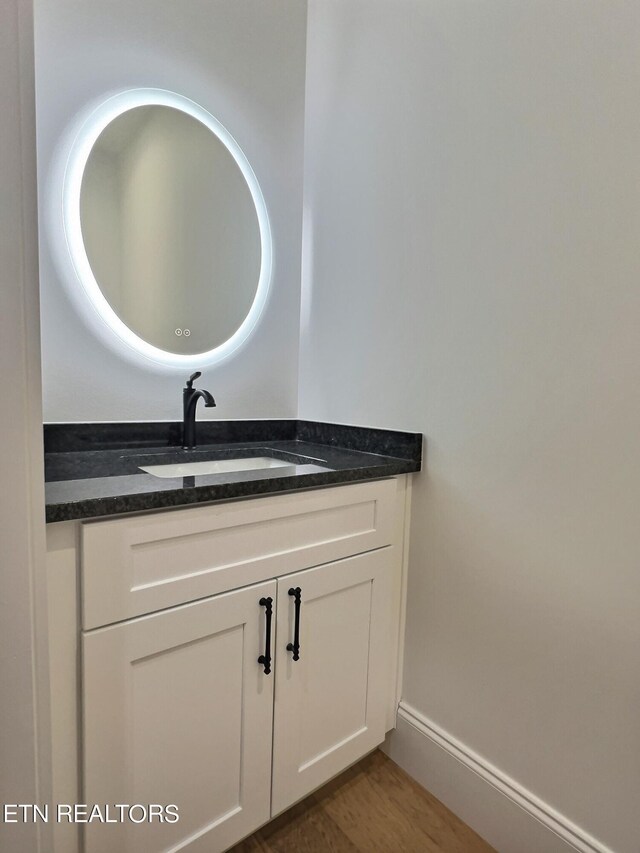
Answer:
[{"left": 229, "top": 750, "right": 495, "bottom": 853}]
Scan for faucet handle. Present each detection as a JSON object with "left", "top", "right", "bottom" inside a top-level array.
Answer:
[{"left": 186, "top": 371, "right": 202, "bottom": 389}]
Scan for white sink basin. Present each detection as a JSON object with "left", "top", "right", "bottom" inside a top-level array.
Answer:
[{"left": 140, "top": 456, "right": 293, "bottom": 478}]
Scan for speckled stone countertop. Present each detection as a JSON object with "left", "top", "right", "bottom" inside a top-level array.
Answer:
[{"left": 44, "top": 420, "right": 422, "bottom": 522}]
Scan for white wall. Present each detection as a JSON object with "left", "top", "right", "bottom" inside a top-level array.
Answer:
[
  {"left": 0, "top": 1, "right": 50, "bottom": 851},
  {"left": 35, "top": 0, "right": 307, "bottom": 422},
  {"left": 300, "top": 2, "right": 640, "bottom": 851}
]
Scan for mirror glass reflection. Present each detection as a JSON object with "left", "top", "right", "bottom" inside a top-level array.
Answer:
[{"left": 80, "top": 105, "right": 262, "bottom": 355}]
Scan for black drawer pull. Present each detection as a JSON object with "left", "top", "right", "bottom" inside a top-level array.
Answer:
[
  {"left": 286, "top": 587, "right": 302, "bottom": 661},
  {"left": 258, "top": 596, "right": 273, "bottom": 675}
]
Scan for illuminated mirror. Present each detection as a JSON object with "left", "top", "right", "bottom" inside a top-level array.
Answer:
[{"left": 63, "top": 90, "right": 271, "bottom": 366}]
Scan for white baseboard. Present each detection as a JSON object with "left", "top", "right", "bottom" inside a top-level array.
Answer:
[{"left": 383, "top": 702, "right": 613, "bottom": 853}]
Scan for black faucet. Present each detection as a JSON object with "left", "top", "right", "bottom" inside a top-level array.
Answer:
[{"left": 182, "top": 372, "right": 216, "bottom": 449}]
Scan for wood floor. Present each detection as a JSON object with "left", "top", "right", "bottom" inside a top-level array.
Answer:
[{"left": 230, "top": 750, "right": 495, "bottom": 852}]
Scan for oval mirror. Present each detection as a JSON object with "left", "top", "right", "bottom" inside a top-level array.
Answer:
[{"left": 64, "top": 90, "right": 271, "bottom": 366}]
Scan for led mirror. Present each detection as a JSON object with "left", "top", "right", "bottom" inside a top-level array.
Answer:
[{"left": 64, "top": 90, "right": 271, "bottom": 366}]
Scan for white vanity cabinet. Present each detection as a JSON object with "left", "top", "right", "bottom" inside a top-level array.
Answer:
[
  {"left": 46, "top": 477, "right": 412, "bottom": 853},
  {"left": 83, "top": 581, "right": 276, "bottom": 853}
]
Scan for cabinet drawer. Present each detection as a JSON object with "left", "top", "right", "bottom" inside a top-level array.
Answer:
[{"left": 81, "top": 479, "right": 396, "bottom": 629}]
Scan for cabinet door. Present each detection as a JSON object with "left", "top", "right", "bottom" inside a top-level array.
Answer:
[
  {"left": 271, "top": 548, "right": 390, "bottom": 815},
  {"left": 82, "top": 580, "right": 276, "bottom": 853}
]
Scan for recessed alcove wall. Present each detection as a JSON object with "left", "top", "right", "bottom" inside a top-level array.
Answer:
[{"left": 34, "top": 0, "right": 307, "bottom": 422}]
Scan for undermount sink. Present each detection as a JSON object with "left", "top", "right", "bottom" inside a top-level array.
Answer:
[{"left": 139, "top": 456, "right": 294, "bottom": 478}]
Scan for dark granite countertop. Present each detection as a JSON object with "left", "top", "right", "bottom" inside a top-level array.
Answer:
[{"left": 44, "top": 420, "right": 422, "bottom": 522}]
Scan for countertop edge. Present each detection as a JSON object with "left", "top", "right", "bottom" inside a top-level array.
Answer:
[{"left": 45, "top": 460, "right": 419, "bottom": 524}]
